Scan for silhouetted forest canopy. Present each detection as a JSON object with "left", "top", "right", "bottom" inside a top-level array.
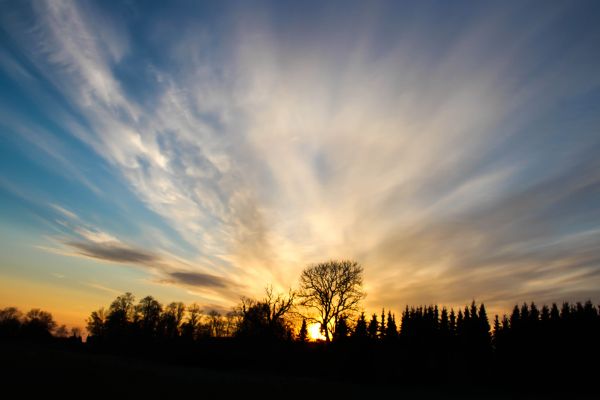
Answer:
[{"left": 2, "top": 260, "right": 599, "bottom": 394}]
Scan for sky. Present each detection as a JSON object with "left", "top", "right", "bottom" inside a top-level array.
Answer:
[{"left": 1, "top": 0, "right": 599, "bottom": 328}]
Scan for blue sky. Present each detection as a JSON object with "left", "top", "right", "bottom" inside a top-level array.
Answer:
[{"left": 1, "top": 0, "right": 599, "bottom": 326}]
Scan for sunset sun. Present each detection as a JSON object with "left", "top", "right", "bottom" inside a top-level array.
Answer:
[{"left": 308, "top": 323, "right": 326, "bottom": 341}]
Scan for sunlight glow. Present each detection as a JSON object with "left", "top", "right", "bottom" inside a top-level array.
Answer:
[{"left": 308, "top": 323, "right": 327, "bottom": 341}]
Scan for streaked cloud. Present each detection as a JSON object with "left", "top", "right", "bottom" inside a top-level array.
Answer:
[
  {"left": 0, "top": 0, "right": 599, "bottom": 318},
  {"left": 165, "top": 272, "right": 230, "bottom": 289},
  {"left": 66, "top": 240, "right": 157, "bottom": 265}
]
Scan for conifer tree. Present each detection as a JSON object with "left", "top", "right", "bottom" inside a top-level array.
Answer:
[
  {"left": 456, "top": 310, "right": 464, "bottom": 336},
  {"left": 550, "top": 303, "right": 560, "bottom": 321},
  {"left": 298, "top": 319, "right": 308, "bottom": 342},
  {"left": 510, "top": 305, "right": 520, "bottom": 330},
  {"left": 368, "top": 313, "right": 379, "bottom": 340},
  {"left": 560, "top": 302, "right": 571, "bottom": 319},
  {"left": 385, "top": 311, "right": 398, "bottom": 339},
  {"left": 478, "top": 303, "right": 490, "bottom": 335},
  {"left": 493, "top": 315, "right": 500, "bottom": 335},
  {"left": 493, "top": 315, "right": 501, "bottom": 347},
  {"left": 470, "top": 301, "right": 479, "bottom": 324},
  {"left": 529, "top": 302, "right": 539, "bottom": 323},
  {"left": 540, "top": 305, "right": 550, "bottom": 323},
  {"left": 400, "top": 307, "right": 409, "bottom": 337},
  {"left": 379, "top": 308, "right": 386, "bottom": 339},
  {"left": 520, "top": 303, "right": 530, "bottom": 321},
  {"left": 449, "top": 309, "right": 456, "bottom": 335},
  {"left": 333, "top": 315, "right": 349, "bottom": 342},
  {"left": 501, "top": 315, "right": 510, "bottom": 330},
  {"left": 353, "top": 312, "right": 368, "bottom": 339},
  {"left": 440, "top": 307, "right": 449, "bottom": 335}
]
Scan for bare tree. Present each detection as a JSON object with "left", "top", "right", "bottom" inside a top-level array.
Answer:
[
  {"left": 135, "top": 296, "right": 162, "bottom": 335},
  {"left": 298, "top": 260, "right": 365, "bottom": 342},
  {"left": 225, "top": 310, "right": 242, "bottom": 336},
  {"left": 54, "top": 324, "right": 69, "bottom": 338},
  {"left": 264, "top": 285, "right": 295, "bottom": 327},
  {"left": 161, "top": 302, "right": 186, "bottom": 338},
  {"left": 235, "top": 286, "right": 295, "bottom": 340},
  {"left": 70, "top": 327, "right": 82, "bottom": 338},
  {"left": 86, "top": 307, "right": 107, "bottom": 337},
  {"left": 182, "top": 303, "right": 202, "bottom": 339},
  {"left": 207, "top": 310, "right": 225, "bottom": 337}
]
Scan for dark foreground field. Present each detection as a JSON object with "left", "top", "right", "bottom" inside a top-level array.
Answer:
[{"left": 0, "top": 341, "right": 595, "bottom": 399}]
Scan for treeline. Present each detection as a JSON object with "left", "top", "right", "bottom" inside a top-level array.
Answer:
[
  {"left": 4, "top": 295, "right": 599, "bottom": 355},
  {"left": 0, "top": 306, "right": 82, "bottom": 342},
  {"left": 84, "top": 288, "right": 296, "bottom": 345},
  {"left": 85, "top": 293, "right": 241, "bottom": 345},
  {"left": 3, "top": 295, "right": 600, "bottom": 388}
]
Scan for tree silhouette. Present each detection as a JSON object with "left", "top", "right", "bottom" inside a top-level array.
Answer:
[
  {"left": 160, "top": 302, "right": 186, "bottom": 339},
  {"left": 181, "top": 303, "right": 201, "bottom": 340},
  {"left": 0, "top": 307, "right": 22, "bottom": 339},
  {"left": 22, "top": 308, "right": 56, "bottom": 339},
  {"left": 449, "top": 309, "right": 456, "bottom": 336},
  {"left": 352, "top": 312, "right": 368, "bottom": 340},
  {"left": 54, "top": 324, "right": 68, "bottom": 338},
  {"left": 3, "top": 291, "right": 599, "bottom": 396},
  {"left": 298, "top": 319, "right": 308, "bottom": 342},
  {"left": 378, "top": 309, "right": 386, "bottom": 340},
  {"left": 235, "top": 287, "right": 294, "bottom": 340},
  {"left": 439, "top": 307, "right": 449, "bottom": 336},
  {"left": 385, "top": 311, "right": 398, "bottom": 340},
  {"left": 135, "top": 296, "right": 162, "bottom": 338},
  {"left": 105, "top": 292, "right": 135, "bottom": 340},
  {"left": 333, "top": 315, "right": 350, "bottom": 342},
  {"left": 478, "top": 303, "right": 490, "bottom": 337},
  {"left": 298, "top": 260, "right": 364, "bottom": 342},
  {"left": 368, "top": 313, "right": 378, "bottom": 340},
  {"left": 86, "top": 307, "right": 107, "bottom": 338},
  {"left": 206, "top": 310, "right": 225, "bottom": 337}
]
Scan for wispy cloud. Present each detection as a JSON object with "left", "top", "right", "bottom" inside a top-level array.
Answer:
[
  {"left": 163, "top": 272, "right": 230, "bottom": 289},
  {"left": 1, "top": 1, "right": 599, "bottom": 314},
  {"left": 38, "top": 206, "right": 241, "bottom": 302},
  {"left": 66, "top": 240, "right": 157, "bottom": 264}
]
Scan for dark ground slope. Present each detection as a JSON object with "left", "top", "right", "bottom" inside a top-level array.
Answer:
[{"left": 0, "top": 341, "right": 595, "bottom": 399}]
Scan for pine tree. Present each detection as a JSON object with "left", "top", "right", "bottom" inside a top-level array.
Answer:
[
  {"left": 368, "top": 313, "right": 379, "bottom": 340},
  {"left": 352, "top": 312, "right": 368, "bottom": 339},
  {"left": 385, "top": 311, "right": 398, "bottom": 339},
  {"left": 440, "top": 307, "right": 449, "bottom": 335},
  {"left": 493, "top": 315, "right": 500, "bottom": 335},
  {"left": 456, "top": 309, "right": 464, "bottom": 336},
  {"left": 493, "top": 315, "right": 501, "bottom": 347},
  {"left": 529, "top": 302, "right": 539, "bottom": 323},
  {"left": 501, "top": 315, "right": 510, "bottom": 330},
  {"left": 379, "top": 309, "right": 386, "bottom": 339},
  {"left": 400, "top": 307, "right": 409, "bottom": 337},
  {"left": 510, "top": 305, "right": 520, "bottom": 330},
  {"left": 550, "top": 303, "right": 560, "bottom": 321},
  {"left": 478, "top": 303, "right": 490, "bottom": 335},
  {"left": 470, "top": 301, "right": 479, "bottom": 324},
  {"left": 333, "top": 315, "right": 349, "bottom": 342},
  {"left": 298, "top": 319, "right": 308, "bottom": 342},
  {"left": 540, "top": 305, "right": 550, "bottom": 323},
  {"left": 520, "top": 303, "right": 530, "bottom": 321},
  {"left": 449, "top": 309, "right": 456, "bottom": 335},
  {"left": 462, "top": 306, "right": 470, "bottom": 339}
]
